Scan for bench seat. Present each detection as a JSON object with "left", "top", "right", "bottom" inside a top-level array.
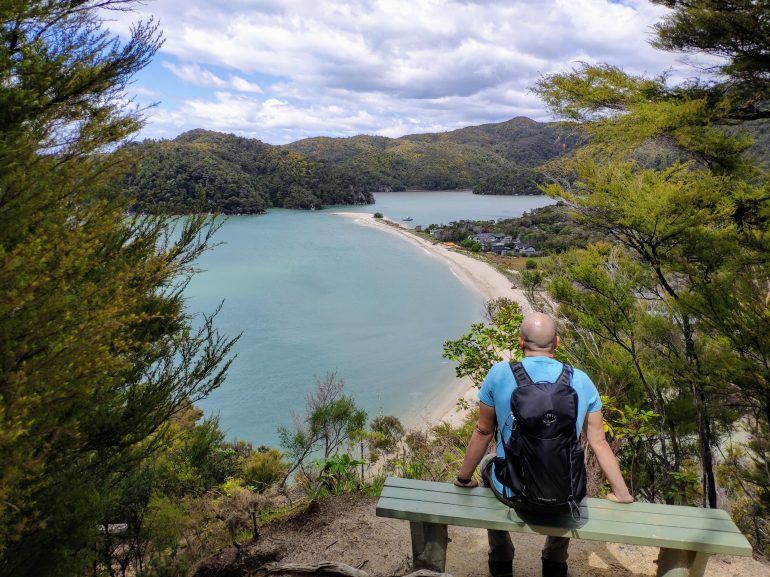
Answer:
[{"left": 375, "top": 477, "right": 752, "bottom": 577}]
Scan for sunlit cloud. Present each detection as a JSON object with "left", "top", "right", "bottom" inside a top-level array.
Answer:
[{"left": 109, "top": 0, "right": 708, "bottom": 144}]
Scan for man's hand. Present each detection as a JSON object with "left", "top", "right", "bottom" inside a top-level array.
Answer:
[
  {"left": 453, "top": 477, "right": 479, "bottom": 488},
  {"left": 606, "top": 492, "right": 634, "bottom": 503}
]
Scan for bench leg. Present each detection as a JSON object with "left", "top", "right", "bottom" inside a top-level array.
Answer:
[
  {"left": 409, "top": 521, "right": 448, "bottom": 572},
  {"left": 656, "top": 548, "right": 710, "bottom": 577}
]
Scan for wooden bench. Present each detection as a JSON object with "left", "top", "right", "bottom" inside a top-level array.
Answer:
[{"left": 376, "top": 477, "right": 752, "bottom": 577}]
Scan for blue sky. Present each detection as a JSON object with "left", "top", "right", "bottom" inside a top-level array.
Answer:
[{"left": 109, "top": 0, "right": 700, "bottom": 144}]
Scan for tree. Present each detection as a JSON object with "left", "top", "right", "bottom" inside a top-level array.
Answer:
[
  {"left": 652, "top": 0, "right": 770, "bottom": 122},
  {"left": 532, "top": 0, "right": 770, "bottom": 549},
  {"left": 0, "top": 3, "right": 237, "bottom": 574},
  {"left": 443, "top": 298, "right": 525, "bottom": 388},
  {"left": 278, "top": 373, "right": 367, "bottom": 485}
]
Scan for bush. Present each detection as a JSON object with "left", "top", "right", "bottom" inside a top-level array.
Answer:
[
  {"left": 459, "top": 238, "right": 482, "bottom": 252},
  {"left": 241, "top": 447, "right": 287, "bottom": 492},
  {"left": 317, "top": 453, "right": 365, "bottom": 496},
  {"left": 525, "top": 258, "right": 538, "bottom": 269},
  {"left": 370, "top": 416, "right": 405, "bottom": 456},
  {"left": 373, "top": 212, "right": 384, "bottom": 219}
]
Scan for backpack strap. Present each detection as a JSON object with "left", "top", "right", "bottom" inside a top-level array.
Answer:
[
  {"left": 555, "top": 363, "right": 574, "bottom": 388},
  {"left": 509, "top": 362, "right": 534, "bottom": 387},
  {"left": 511, "top": 361, "right": 574, "bottom": 387}
]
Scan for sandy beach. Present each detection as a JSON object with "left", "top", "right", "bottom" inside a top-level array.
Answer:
[{"left": 333, "top": 211, "right": 531, "bottom": 427}]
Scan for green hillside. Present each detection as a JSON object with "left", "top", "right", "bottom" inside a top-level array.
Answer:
[
  {"left": 287, "top": 116, "right": 583, "bottom": 193},
  {"left": 122, "top": 129, "right": 373, "bottom": 214}
]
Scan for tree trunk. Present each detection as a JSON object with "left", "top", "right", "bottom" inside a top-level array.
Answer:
[
  {"left": 682, "top": 314, "right": 717, "bottom": 509},
  {"left": 693, "top": 382, "right": 718, "bottom": 508}
]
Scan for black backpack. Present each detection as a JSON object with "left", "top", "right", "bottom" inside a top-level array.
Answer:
[{"left": 490, "top": 361, "right": 587, "bottom": 515}]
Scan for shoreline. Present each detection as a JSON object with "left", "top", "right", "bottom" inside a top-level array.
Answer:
[{"left": 332, "top": 211, "right": 531, "bottom": 427}]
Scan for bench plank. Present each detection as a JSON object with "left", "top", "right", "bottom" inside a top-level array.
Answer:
[
  {"left": 377, "top": 479, "right": 752, "bottom": 557},
  {"left": 380, "top": 486, "right": 741, "bottom": 534},
  {"left": 385, "top": 477, "right": 733, "bottom": 521},
  {"left": 377, "top": 496, "right": 751, "bottom": 556}
]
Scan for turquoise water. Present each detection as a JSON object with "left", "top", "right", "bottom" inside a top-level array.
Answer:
[
  {"left": 341, "top": 190, "right": 554, "bottom": 228},
  {"left": 188, "top": 192, "right": 554, "bottom": 445}
]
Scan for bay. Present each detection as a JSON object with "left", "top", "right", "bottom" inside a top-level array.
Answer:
[
  {"left": 340, "top": 190, "right": 554, "bottom": 228},
  {"left": 188, "top": 192, "right": 554, "bottom": 446}
]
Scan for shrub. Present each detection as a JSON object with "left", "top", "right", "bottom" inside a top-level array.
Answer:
[
  {"left": 373, "top": 212, "right": 384, "bottom": 219},
  {"left": 242, "top": 448, "right": 287, "bottom": 492},
  {"left": 525, "top": 258, "right": 537, "bottom": 269},
  {"left": 370, "top": 416, "right": 405, "bottom": 455},
  {"left": 317, "top": 453, "right": 365, "bottom": 496},
  {"left": 459, "top": 238, "right": 482, "bottom": 252}
]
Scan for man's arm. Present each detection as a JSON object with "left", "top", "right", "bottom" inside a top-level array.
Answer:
[
  {"left": 454, "top": 402, "right": 497, "bottom": 487},
  {"left": 585, "top": 411, "right": 634, "bottom": 503}
]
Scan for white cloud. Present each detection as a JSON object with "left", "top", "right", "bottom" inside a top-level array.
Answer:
[
  {"left": 108, "top": 0, "right": 716, "bottom": 143},
  {"left": 162, "top": 61, "right": 228, "bottom": 87},
  {"left": 162, "top": 62, "right": 264, "bottom": 93},
  {"left": 230, "top": 76, "right": 264, "bottom": 94}
]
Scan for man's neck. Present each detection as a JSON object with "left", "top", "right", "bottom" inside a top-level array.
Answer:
[{"left": 523, "top": 350, "right": 555, "bottom": 358}]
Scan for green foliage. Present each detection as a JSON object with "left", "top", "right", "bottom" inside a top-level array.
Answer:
[
  {"left": 474, "top": 164, "right": 546, "bottom": 195},
  {"left": 278, "top": 373, "right": 368, "bottom": 486},
  {"left": 373, "top": 212, "right": 384, "bottom": 218},
  {"left": 124, "top": 117, "right": 588, "bottom": 214},
  {"left": 369, "top": 415, "right": 405, "bottom": 456},
  {"left": 534, "top": 63, "right": 665, "bottom": 123},
  {"left": 443, "top": 298, "right": 524, "bottom": 386},
  {"left": 459, "top": 237, "right": 482, "bottom": 252},
  {"left": 122, "top": 130, "right": 373, "bottom": 214},
  {"left": 386, "top": 413, "right": 476, "bottom": 483},
  {"left": 90, "top": 407, "right": 251, "bottom": 576},
  {"left": 242, "top": 448, "right": 288, "bottom": 492},
  {"left": 315, "top": 454, "right": 366, "bottom": 496},
  {"left": 120, "top": 110, "right": 770, "bottom": 215},
  {"left": 652, "top": 0, "right": 770, "bottom": 92},
  {"left": 0, "top": 3, "right": 239, "bottom": 575},
  {"left": 532, "top": 0, "right": 770, "bottom": 552},
  {"left": 525, "top": 258, "right": 537, "bottom": 270},
  {"left": 429, "top": 203, "right": 607, "bottom": 253},
  {"left": 519, "top": 269, "right": 543, "bottom": 304}
]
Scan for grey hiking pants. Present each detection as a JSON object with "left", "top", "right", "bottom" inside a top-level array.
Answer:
[{"left": 479, "top": 454, "right": 570, "bottom": 563}]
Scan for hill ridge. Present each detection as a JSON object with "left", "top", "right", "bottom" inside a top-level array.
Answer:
[{"left": 123, "top": 116, "right": 581, "bottom": 214}]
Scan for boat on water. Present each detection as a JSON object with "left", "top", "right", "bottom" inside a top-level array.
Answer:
[{"left": 402, "top": 216, "right": 414, "bottom": 222}]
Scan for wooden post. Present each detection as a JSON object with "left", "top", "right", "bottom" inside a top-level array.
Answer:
[
  {"left": 656, "top": 548, "right": 709, "bottom": 577},
  {"left": 409, "top": 521, "right": 448, "bottom": 572}
]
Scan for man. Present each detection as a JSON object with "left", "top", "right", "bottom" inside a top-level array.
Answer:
[{"left": 454, "top": 312, "right": 633, "bottom": 577}]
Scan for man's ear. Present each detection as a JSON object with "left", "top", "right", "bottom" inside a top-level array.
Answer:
[
  {"left": 553, "top": 335, "right": 560, "bottom": 350},
  {"left": 518, "top": 336, "right": 526, "bottom": 350}
]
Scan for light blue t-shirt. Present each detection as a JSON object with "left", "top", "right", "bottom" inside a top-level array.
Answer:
[{"left": 478, "top": 357, "right": 602, "bottom": 495}]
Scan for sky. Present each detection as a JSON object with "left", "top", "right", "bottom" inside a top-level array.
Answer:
[{"left": 108, "top": 0, "right": 696, "bottom": 144}]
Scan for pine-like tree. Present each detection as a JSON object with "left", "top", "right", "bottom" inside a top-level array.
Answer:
[
  {"left": 0, "top": 3, "right": 237, "bottom": 575},
  {"left": 533, "top": 0, "right": 770, "bottom": 552}
]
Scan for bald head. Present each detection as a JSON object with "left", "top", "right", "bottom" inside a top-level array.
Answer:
[{"left": 519, "top": 312, "right": 558, "bottom": 354}]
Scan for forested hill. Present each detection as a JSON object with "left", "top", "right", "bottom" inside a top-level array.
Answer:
[
  {"left": 121, "top": 117, "right": 583, "bottom": 214},
  {"left": 285, "top": 116, "right": 583, "bottom": 194},
  {"left": 122, "top": 129, "right": 373, "bottom": 214}
]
